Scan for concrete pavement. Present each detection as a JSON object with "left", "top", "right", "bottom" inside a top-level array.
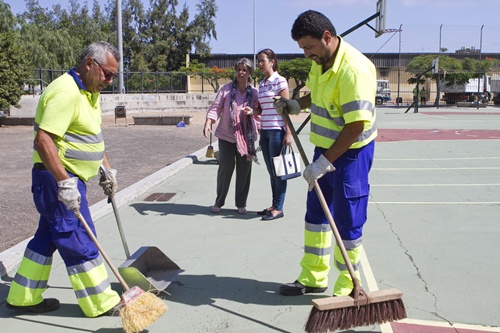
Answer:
[{"left": 1, "top": 107, "right": 500, "bottom": 333}]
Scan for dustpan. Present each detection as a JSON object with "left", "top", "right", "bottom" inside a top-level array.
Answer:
[
  {"left": 176, "top": 116, "right": 186, "bottom": 127},
  {"left": 118, "top": 246, "right": 183, "bottom": 293},
  {"left": 100, "top": 166, "right": 183, "bottom": 293}
]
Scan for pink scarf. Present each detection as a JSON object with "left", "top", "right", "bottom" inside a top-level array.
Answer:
[{"left": 230, "top": 81, "right": 258, "bottom": 163}]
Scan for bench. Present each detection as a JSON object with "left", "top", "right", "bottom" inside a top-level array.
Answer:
[
  {"left": 456, "top": 102, "right": 486, "bottom": 108},
  {"left": 132, "top": 115, "right": 193, "bottom": 126}
]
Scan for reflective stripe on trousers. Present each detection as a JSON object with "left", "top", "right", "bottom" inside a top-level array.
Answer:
[
  {"left": 297, "top": 141, "right": 374, "bottom": 295},
  {"left": 6, "top": 167, "right": 120, "bottom": 317}
]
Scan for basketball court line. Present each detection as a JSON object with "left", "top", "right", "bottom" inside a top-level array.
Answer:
[{"left": 361, "top": 248, "right": 500, "bottom": 333}]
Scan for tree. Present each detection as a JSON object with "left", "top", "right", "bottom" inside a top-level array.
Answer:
[
  {"left": 0, "top": 0, "right": 15, "bottom": 33},
  {"left": 142, "top": 0, "right": 217, "bottom": 72},
  {"left": 0, "top": 32, "right": 33, "bottom": 112},
  {"left": 179, "top": 59, "right": 232, "bottom": 92},
  {"left": 406, "top": 54, "right": 495, "bottom": 105},
  {"left": 279, "top": 57, "right": 311, "bottom": 99}
]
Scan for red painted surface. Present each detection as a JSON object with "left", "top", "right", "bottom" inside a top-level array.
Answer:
[
  {"left": 392, "top": 322, "right": 498, "bottom": 333},
  {"left": 377, "top": 129, "right": 500, "bottom": 142}
]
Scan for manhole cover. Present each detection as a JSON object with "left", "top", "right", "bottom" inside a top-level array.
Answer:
[{"left": 143, "top": 193, "right": 176, "bottom": 202}]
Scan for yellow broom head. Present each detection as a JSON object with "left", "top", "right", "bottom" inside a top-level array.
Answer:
[
  {"left": 120, "top": 286, "right": 168, "bottom": 333},
  {"left": 206, "top": 145, "right": 214, "bottom": 158}
]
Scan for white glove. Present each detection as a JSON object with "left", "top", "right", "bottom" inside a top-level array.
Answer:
[
  {"left": 57, "top": 177, "right": 81, "bottom": 211},
  {"left": 273, "top": 97, "right": 301, "bottom": 116},
  {"left": 99, "top": 168, "right": 118, "bottom": 197},
  {"left": 303, "top": 155, "right": 335, "bottom": 191}
]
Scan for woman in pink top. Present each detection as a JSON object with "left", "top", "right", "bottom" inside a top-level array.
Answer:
[
  {"left": 255, "top": 49, "right": 291, "bottom": 221},
  {"left": 203, "top": 58, "right": 259, "bottom": 215}
]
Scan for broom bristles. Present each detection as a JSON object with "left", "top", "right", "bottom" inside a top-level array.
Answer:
[
  {"left": 305, "top": 289, "right": 406, "bottom": 333},
  {"left": 121, "top": 290, "right": 168, "bottom": 333}
]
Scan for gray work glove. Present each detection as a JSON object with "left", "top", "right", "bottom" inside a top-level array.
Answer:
[
  {"left": 303, "top": 155, "right": 336, "bottom": 191},
  {"left": 273, "top": 97, "right": 301, "bottom": 116},
  {"left": 99, "top": 168, "right": 118, "bottom": 197},
  {"left": 57, "top": 177, "right": 81, "bottom": 211}
]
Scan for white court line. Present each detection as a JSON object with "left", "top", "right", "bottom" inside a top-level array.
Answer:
[
  {"left": 377, "top": 157, "right": 500, "bottom": 161},
  {"left": 369, "top": 201, "right": 498, "bottom": 205},
  {"left": 359, "top": 249, "right": 395, "bottom": 333},
  {"left": 397, "top": 318, "right": 500, "bottom": 332},
  {"left": 373, "top": 167, "right": 500, "bottom": 170},
  {"left": 361, "top": 251, "right": 500, "bottom": 333},
  {"left": 373, "top": 183, "right": 500, "bottom": 187}
]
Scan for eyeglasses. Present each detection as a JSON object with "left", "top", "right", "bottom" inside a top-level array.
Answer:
[{"left": 93, "top": 59, "right": 117, "bottom": 80}]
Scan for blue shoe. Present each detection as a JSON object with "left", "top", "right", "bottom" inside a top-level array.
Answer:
[{"left": 261, "top": 211, "right": 284, "bottom": 221}]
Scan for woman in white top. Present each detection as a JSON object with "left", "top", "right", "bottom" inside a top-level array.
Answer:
[{"left": 255, "top": 49, "right": 291, "bottom": 221}]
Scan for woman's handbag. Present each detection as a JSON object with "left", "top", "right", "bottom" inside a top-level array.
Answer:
[{"left": 272, "top": 145, "right": 301, "bottom": 180}]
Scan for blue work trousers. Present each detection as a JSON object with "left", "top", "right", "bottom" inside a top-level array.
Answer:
[
  {"left": 29, "top": 168, "right": 98, "bottom": 266},
  {"left": 306, "top": 140, "right": 375, "bottom": 241}
]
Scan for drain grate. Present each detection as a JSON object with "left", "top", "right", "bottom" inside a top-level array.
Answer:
[{"left": 143, "top": 192, "right": 176, "bottom": 202}]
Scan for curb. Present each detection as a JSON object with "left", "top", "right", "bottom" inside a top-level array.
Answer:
[{"left": 0, "top": 144, "right": 215, "bottom": 277}]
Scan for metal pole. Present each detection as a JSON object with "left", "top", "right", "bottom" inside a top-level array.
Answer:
[
  {"left": 437, "top": 24, "right": 442, "bottom": 109},
  {"left": 253, "top": 0, "right": 256, "bottom": 69},
  {"left": 397, "top": 24, "right": 401, "bottom": 107},
  {"left": 479, "top": 25, "right": 484, "bottom": 61},
  {"left": 117, "top": 0, "right": 125, "bottom": 94},
  {"left": 478, "top": 25, "right": 484, "bottom": 110}
]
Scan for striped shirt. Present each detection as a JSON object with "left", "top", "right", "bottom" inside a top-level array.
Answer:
[{"left": 258, "top": 72, "right": 288, "bottom": 130}]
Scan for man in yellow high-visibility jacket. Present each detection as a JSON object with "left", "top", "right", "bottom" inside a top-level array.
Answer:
[
  {"left": 6, "top": 42, "right": 122, "bottom": 317},
  {"left": 274, "top": 10, "right": 377, "bottom": 297}
]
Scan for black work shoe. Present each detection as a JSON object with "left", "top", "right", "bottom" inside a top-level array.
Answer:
[
  {"left": 101, "top": 301, "right": 122, "bottom": 317},
  {"left": 279, "top": 281, "right": 327, "bottom": 296},
  {"left": 6, "top": 298, "right": 60, "bottom": 313}
]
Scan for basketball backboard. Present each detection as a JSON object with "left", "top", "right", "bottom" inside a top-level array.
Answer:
[{"left": 375, "top": 0, "right": 386, "bottom": 38}]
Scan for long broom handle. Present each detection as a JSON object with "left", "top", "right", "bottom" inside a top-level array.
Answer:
[
  {"left": 100, "top": 166, "right": 131, "bottom": 258},
  {"left": 75, "top": 210, "right": 130, "bottom": 291},
  {"left": 282, "top": 109, "right": 362, "bottom": 291}
]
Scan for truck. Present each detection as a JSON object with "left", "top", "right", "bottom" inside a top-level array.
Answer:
[
  {"left": 440, "top": 76, "right": 491, "bottom": 105},
  {"left": 490, "top": 74, "right": 500, "bottom": 105},
  {"left": 376, "top": 79, "right": 391, "bottom": 105}
]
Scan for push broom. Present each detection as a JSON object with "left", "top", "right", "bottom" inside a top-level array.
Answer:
[
  {"left": 277, "top": 97, "right": 406, "bottom": 332},
  {"left": 74, "top": 210, "right": 167, "bottom": 333}
]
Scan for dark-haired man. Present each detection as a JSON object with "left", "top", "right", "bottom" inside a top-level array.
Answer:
[{"left": 274, "top": 10, "right": 377, "bottom": 297}]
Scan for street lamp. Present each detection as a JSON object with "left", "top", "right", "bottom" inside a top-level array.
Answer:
[
  {"left": 117, "top": 0, "right": 124, "bottom": 94},
  {"left": 253, "top": 0, "right": 256, "bottom": 69}
]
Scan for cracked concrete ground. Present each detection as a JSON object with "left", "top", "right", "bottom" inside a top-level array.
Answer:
[{"left": 1, "top": 107, "right": 500, "bottom": 332}]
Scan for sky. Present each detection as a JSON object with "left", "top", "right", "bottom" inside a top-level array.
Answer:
[{"left": 4, "top": 0, "right": 500, "bottom": 55}]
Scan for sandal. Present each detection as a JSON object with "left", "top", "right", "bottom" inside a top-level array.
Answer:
[
  {"left": 237, "top": 207, "right": 247, "bottom": 214},
  {"left": 211, "top": 205, "right": 221, "bottom": 213}
]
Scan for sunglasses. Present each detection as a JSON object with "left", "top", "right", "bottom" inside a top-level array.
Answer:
[{"left": 93, "top": 59, "right": 117, "bottom": 80}]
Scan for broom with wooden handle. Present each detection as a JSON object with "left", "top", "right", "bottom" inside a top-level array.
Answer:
[
  {"left": 74, "top": 210, "right": 167, "bottom": 333},
  {"left": 206, "top": 123, "right": 215, "bottom": 158},
  {"left": 277, "top": 97, "right": 406, "bottom": 332}
]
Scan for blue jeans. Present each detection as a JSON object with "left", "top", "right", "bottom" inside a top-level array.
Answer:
[{"left": 260, "top": 129, "right": 287, "bottom": 211}]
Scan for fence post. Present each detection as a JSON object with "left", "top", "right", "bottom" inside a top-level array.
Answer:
[{"left": 156, "top": 71, "right": 159, "bottom": 93}]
